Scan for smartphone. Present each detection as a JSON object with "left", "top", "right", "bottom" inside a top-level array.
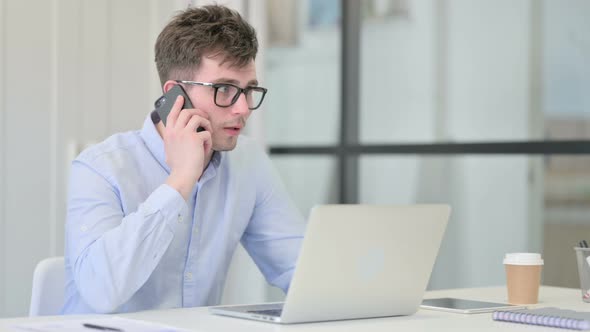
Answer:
[{"left": 153, "top": 85, "right": 204, "bottom": 132}]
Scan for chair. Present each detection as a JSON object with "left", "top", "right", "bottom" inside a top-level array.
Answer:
[{"left": 29, "top": 256, "right": 65, "bottom": 316}]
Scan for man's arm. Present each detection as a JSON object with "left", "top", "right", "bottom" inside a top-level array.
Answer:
[
  {"left": 66, "top": 96, "right": 212, "bottom": 313},
  {"left": 240, "top": 148, "right": 306, "bottom": 292},
  {"left": 65, "top": 160, "right": 187, "bottom": 313}
]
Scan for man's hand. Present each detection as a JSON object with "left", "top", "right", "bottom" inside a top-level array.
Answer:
[{"left": 163, "top": 95, "right": 213, "bottom": 200}]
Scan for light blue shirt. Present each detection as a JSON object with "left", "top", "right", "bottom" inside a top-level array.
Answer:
[{"left": 62, "top": 114, "right": 305, "bottom": 314}]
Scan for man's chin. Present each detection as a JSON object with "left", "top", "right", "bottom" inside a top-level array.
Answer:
[{"left": 212, "top": 138, "right": 238, "bottom": 151}]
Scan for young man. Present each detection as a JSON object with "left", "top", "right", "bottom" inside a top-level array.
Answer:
[{"left": 62, "top": 5, "right": 305, "bottom": 314}]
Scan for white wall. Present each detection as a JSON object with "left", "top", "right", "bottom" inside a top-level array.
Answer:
[
  {"left": 0, "top": 0, "right": 269, "bottom": 317},
  {"left": 2, "top": 0, "right": 54, "bottom": 316},
  {"left": 0, "top": 0, "right": 6, "bottom": 318}
]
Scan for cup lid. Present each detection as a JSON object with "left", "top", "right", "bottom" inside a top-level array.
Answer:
[{"left": 503, "top": 253, "right": 544, "bottom": 265}]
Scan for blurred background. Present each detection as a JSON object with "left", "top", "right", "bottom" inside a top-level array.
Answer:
[{"left": 0, "top": 0, "right": 589, "bottom": 317}]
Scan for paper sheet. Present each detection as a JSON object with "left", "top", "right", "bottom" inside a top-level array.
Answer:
[{"left": 11, "top": 316, "right": 190, "bottom": 332}]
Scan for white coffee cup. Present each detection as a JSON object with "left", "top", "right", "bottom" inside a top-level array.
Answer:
[{"left": 503, "top": 253, "right": 543, "bottom": 304}]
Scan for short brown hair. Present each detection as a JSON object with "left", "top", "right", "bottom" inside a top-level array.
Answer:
[{"left": 154, "top": 5, "right": 258, "bottom": 86}]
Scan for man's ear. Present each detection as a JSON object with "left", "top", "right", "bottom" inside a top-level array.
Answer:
[{"left": 162, "top": 80, "right": 177, "bottom": 93}]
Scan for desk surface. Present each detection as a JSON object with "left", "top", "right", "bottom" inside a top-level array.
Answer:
[{"left": 1, "top": 286, "right": 587, "bottom": 331}]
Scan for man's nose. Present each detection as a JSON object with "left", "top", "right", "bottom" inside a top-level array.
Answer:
[{"left": 231, "top": 92, "right": 251, "bottom": 115}]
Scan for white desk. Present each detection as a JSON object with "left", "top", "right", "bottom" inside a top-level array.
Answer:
[{"left": 0, "top": 286, "right": 587, "bottom": 331}]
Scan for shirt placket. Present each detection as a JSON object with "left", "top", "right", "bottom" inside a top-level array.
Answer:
[
  {"left": 182, "top": 163, "right": 217, "bottom": 306},
  {"left": 181, "top": 184, "right": 200, "bottom": 306}
]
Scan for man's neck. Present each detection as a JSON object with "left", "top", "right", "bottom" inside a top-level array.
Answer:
[{"left": 203, "top": 150, "right": 214, "bottom": 170}]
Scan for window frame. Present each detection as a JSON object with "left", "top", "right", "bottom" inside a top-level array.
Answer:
[{"left": 268, "top": 0, "right": 590, "bottom": 204}]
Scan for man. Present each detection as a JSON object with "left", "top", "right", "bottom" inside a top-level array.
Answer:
[{"left": 62, "top": 5, "right": 305, "bottom": 314}]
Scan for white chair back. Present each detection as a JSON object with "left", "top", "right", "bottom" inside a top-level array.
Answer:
[{"left": 29, "top": 256, "right": 65, "bottom": 316}]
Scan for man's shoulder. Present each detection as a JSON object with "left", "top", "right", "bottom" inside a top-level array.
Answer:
[{"left": 76, "top": 130, "right": 143, "bottom": 165}]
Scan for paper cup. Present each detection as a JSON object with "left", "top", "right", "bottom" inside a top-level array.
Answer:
[{"left": 504, "top": 253, "right": 543, "bottom": 304}]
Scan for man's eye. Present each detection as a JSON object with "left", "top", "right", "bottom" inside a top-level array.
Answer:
[{"left": 217, "top": 85, "right": 231, "bottom": 94}]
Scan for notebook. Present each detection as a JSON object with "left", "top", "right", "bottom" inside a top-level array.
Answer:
[{"left": 493, "top": 307, "right": 590, "bottom": 330}]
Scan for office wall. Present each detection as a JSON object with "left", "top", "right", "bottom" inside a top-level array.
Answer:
[
  {"left": 0, "top": 0, "right": 5, "bottom": 318},
  {"left": 1, "top": 0, "right": 54, "bottom": 316},
  {"left": 0, "top": 0, "right": 270, "bottom": 317}
]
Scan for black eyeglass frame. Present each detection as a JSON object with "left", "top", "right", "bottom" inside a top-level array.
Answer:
[{"left": 175, "top": 80, "right": 268, "bottom": 110}]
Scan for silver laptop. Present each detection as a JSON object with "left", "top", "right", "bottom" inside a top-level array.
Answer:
[{"left": 210, "top": 204, "right": 450, "bottom": 324}]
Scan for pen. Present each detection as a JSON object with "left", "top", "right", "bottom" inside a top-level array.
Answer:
[{"left": 82, "top": 323, "right": 124, "bottom": 332}]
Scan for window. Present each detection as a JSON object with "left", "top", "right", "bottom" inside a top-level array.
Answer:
[{"left": 265, "top": 0, "right": 590, "bottom": 290}]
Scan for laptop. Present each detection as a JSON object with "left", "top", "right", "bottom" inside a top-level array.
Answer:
[{"left": 210, "top": 204, "right": 451, "bottom": 324}]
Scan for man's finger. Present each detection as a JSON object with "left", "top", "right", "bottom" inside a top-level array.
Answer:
[
  {"left": 176, "top": 108, "right": 196, "bottom": 129},
  {"left": 166, "top": 95, "right": 184, "bottom": 128},
  {"left": 176, "top": 109, "right": 211, "bottom": 129},
  {"left": 186, "top": 114, "right": 212, "bottom": 133},
  {"left": 198, "top": 130, "right": 213, "bottom": 156}
]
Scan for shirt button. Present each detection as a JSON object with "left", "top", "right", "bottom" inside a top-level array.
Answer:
[
  {"left": 177, "top": 214, "right": 184, "bottom": 223},
  {"left": 185, "top": 272, "right": 193, "bottom": 281},
  {"left": 80, "top": 225, "right": 88, "bottom": 232}
]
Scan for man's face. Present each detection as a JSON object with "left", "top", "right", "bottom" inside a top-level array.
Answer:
[{"left": 184, "top": 56, "right": 257, "bottom": 151}]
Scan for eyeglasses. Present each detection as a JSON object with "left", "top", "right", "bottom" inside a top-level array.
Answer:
[{"left": 175, "top": 80, "right": 268, "bottom": 110}]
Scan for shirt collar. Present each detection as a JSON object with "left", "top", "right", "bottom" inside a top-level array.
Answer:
[
  {"left": 140, "top": 113, "right": 169, "bottom": 173},
  {"left": 140, "top": 112, "right": 223, "bottom": 177},
  {"left": 199, "top": 153, "right": 219, "bottom": 184}
]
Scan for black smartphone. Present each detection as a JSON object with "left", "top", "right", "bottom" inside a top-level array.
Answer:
[{"left": 153, "top": 85, "right": 204, "bottom": 132}]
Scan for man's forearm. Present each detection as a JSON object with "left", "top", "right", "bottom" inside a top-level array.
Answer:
[{"left": 67, "top": 184, "right": 186, "bottom": 313}]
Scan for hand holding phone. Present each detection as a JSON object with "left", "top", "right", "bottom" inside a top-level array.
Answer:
[
  {"left": 154, "top": 84, "right": 213, "bottom": 200},
  {"left": 153, "top": 85, "right": 205, "bottom": 132}
]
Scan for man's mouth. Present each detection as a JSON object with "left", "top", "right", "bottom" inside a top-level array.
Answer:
[{"left": 223, "top": 125, "right": 242, "bottom": 136}]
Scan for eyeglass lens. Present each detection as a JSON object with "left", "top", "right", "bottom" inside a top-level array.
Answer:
[{"left": 215, "top": 85, "right": 264, "bottom": 109}]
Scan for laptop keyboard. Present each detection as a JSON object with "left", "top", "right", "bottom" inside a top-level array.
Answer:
[{"left": 247, "top": 309, "right": 283, "bottom": 317}]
